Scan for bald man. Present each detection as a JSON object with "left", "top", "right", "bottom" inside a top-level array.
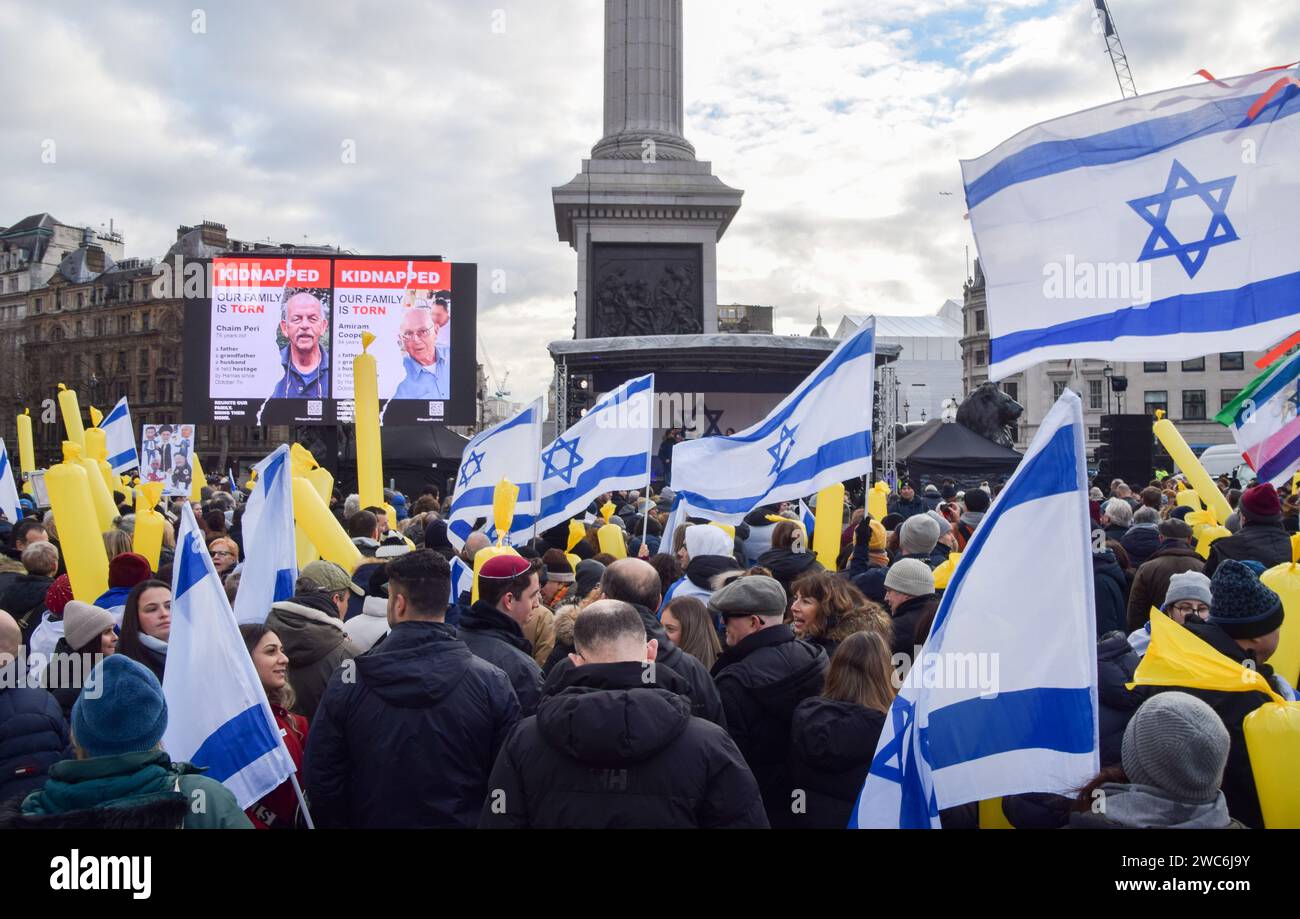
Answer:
[
  {"left": 0, "top": 610, "right": 69, "bottom": 803},
  {"left": 271, "top": 292, "right": 330, "bottom": 400}
]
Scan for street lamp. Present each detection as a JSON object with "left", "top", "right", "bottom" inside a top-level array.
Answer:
[{"left": 1103, "top": 365, "right": 1113, "bottom": 415}]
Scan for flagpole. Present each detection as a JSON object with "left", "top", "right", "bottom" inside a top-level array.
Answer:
[{"left": 289, "top": 773, "right": 316, "bottom": 829}]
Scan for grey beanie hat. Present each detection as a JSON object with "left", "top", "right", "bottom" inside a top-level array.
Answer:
[
  {"left": 1122, "top": 692, "right": 1230, "bottom": 805},
  {"left": 884, "top": 558, "right": 935, "bottom": 597},
  {"left": 898, "top": 514, "right": 941, "bottom": 556},
  {"left": 62, "top": 601, "right": 116, "bottom": 652},
  {"left": 1161, "top": 571, "right": 1212, "bottom": 612},
  {"left": 708, "top": 575, "right": 787, "bottom": 619}
]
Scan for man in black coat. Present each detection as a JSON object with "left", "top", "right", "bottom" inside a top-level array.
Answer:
[
  {"left": 887, "top": 481, "right": 928, "bottom": 521},
  {"left": 882, "top": 558, "right": 940, "bottom": 659},
  {"left": 1092, "top": 548, "right": 1129, "bottom": 637},
  {"left": 1204, "top": 483, "right": 1291, "bottom": 577},
  {"left": 304, "top": 551, "right": 520, "bottom": 828},
  {"left": 458, "top": 555, "right": 546, "bottom": 715},
  {"left": 0, "top": 541, "right": 58, "bottom": 641},
  {"left": 709, "top": 575, "right": 827, "bottom": 828},
  {"left": 480, "top": 600, "right": 766, "bottom": 829},
  {"left": 1145, "top": 560, "right": 1285, "bottom": 828},
  {"left": 558, "top": 558, "right": 726, "bottom": 727},
  {"left": 0, "top": 611, "right": 68, "bottom": 804}
]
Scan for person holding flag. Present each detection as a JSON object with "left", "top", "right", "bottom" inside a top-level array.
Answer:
[
  {"left": 232, "top": 445, "right": 298, "bottom": 626},
  {"left": 0, "top": 439, "right": 22, "bottom": 528},
  {"left": 0, "top": 654, "right": 253, "bottom": 829}
]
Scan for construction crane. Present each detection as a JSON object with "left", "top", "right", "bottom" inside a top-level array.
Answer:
[
  {"left": 477, "top": 337, "right": 511, "bottom": 400},
  {"left": 1093, "top": 0, "right": 1138, "bottom": 98}
]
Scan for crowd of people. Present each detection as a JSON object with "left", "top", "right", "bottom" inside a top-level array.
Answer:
[{"left": 0, "top": 466, "right": 1287, "bottom": 829}]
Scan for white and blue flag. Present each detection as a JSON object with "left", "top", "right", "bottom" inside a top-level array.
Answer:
[
  {"left": 534, "top": 375, "right": 655, "bottom": 535},
  {"left": 851, "top": 390, "right": 1098, "bottom": 828},
  {"left": 0, "top": 439, "right": 20, "bottom": 524},
  {"left": 99, "top": 396, "right": 138, "bottom": 473},
  {"left": 669, "top": 322, "right": 874, "bottom": 524},
  {"left": 164, "top": 504, "right": 297, "bottom": 809},
  {"left": 447, "top": 398, "right": 544, "bottom": 549},
  {"left": 449, "top": 555, "right": 472, "bottom": 603},
  {"left": 963, "top": 69, "right": 1300, "bottom": 380},
  {"left": 232, "top": 445, "right": 298, "bottom": 626},
  {"left": 799, "top": 499, "right": 816, "bottom": 542}
]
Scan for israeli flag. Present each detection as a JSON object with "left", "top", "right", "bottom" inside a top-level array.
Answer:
[
  {"left": 163, "top": 504, "right": 297, "bottom": 809},
  {"left": 0, "top": 439, "right": 20, "bottom": 524},
  {"left": 963, "top": 69, "right": 1300, "bottom": 381},
  {"left": 851, "top": 390, "right": 1098, "bottom": 828},
  {"left": 449, "top": 555, "right": 472, "bottom": 602},
  {"left": 670, "top": 323, "right": 874, "bottom": 524},
  {"left": 232, "top": 445, "right": 298, "bottom": 626},
  {"left": 99, "top": 397, "right": 138, "bottom": 473},
  {"left": 534, "top": 375, "right": 655, "bottom": 535},
  {"left": 799, "top": 499, "right": 816, "bottom": 542},
  {"left": 447, "top": 398, "right": 543, "bottom": 550}
]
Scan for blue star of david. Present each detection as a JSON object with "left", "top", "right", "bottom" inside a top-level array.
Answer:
[
  {"left": 1127, "top": 159, "right": 1239, "bottom": 279},
  {"left": 541, "top": 435, "right": 584, "bottom": 485},
  {"left": 767, "top": 424, "right": 798, "bottom": 476},
  {"left": 868, "top": 696, "right": 939, "bottom": 826},
  {"left": 702, "top": 406, "right": 725, "bottom": 437},
  {"left": 458, "top": 450, "right": 485, "bottom": 489}
]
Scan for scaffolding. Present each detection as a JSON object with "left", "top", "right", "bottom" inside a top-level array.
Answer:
[{"left": 876, "top": 364, "right": 899, "bottom": 486}]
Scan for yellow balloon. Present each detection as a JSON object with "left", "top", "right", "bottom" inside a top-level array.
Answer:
[
  {"left": 933, "top": 551, "right": 962, "bottom": 590},
  {"left": 867, "top": 480, "right": 890, "bottom": 522},
  {"left": 190, "top": 452, "right": 206, "bottom": 503},
  {"left": 354, "top": 332, "right": 385, "bottom": 510},
  {"left": 812, "top": 483, "right": 845, "bottom": 570},
  {"left": 16, "top": 409, "right": 35, "bottom": 496},
  {"left": 1244, "top": 702, "right": 1300, "bottom": 828},
  {"left": 492, "top": 479, "right": 520, "bottom": 546},
  {"left": 47, "top": 443, "right": 109, "bottom": 600},
  {"left": 57, "top": 384, "right": 85, "bottom": 449},
  {"left": 1176, "top": 489, "right": 1203, "bottom": 511},
  {"left": 597, "top": 525, "right": 627, "bottom": 559},
  {"left": 1261, "top": 550, "right": 1300, "bottom": 687},
  {"left": 978, "top": 797, "right": 1014, "bottom": 830},
  {"left": 78, "top": 451, "right": 118, "bottom": 534},
  {"left": 1153, "top": 419, "right": 1232, "bottom": 524},
  {"left": 83, "top": 427, "right": 118, "bottom": 499},
  {"left": 292, "top": 477, "right": 361, "bottom": 570}
]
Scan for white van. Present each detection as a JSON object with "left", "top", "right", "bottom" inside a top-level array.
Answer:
[{"left": 1197, "top": 443, "right": 1257, "bottom": 484}]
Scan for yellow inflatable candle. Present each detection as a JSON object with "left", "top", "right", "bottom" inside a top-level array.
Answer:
[
  {"left": 353, "top": 331, "right": 385, "bottom": 511},
  {"left": 47, "top": 442, "right": 109, "bottom": 600},
  {"left": 867, "top": 480, "right": 890, "bottom": 522},
  {"left": 292, "top": 477, "right": 362, "bottom": 569},
  {"left": 133, "top": 481, "right": 166, "bottom": 570},
  {"left": 812, "top": 483, "right": 845, "bottom": 569},
  {"left": 57, "top": 384, "right": 85, "bottom": 449},
  {"left": 16, "top": 409, "right": 34, "bottom": 495},
  {"left": 1153, "top": 417, "right": 1232, "bottom": 524},
  {"left": 1260, "top": 534, "right": 1300, "bottom": 687}
]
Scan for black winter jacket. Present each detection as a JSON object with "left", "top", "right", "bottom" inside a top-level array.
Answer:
[
  {"left": 754, "top": 548, "right": 822, "bottom": 601},
  {"left": 888, "top": 494, "right": 929, "bottom": 521},
  {"left": 787, "top": 696, "right": 885, "bottom": 829},
  {"left": 303, "top": 620, "right": 521, "bottom": 828},
  {"left": 480, "top": 662, "right": 767, "bottom": 828},
  {"left": 711, "top": 625, "right": 827, "bottom": 827},
  {"left": 1092, "top": 550, "right": 1129, "bottom": 637},
  {"left": 889, "top": 593, "right": 939, "bottom": 659},
  {"left": 852, "top": 552, "right": 936, "bottom": 604},
  {"left": 459, "top": 601, "right": 545, "bottom": 716},
  {"left": 0, "top": 574, "right": 53, "bottom": 638},
  {"left": 0, "top": 680, "right": 68, "bottom": 805},
  {"left": 1120, "top": 525, "right": 1162, "bottom": 570},
  {"left": 544, "top": 603, "right": 727, "bottom": 728},
  {"left": 1204, "top": 516, "right": 1292, "bottom": 577},
  {"left": 1145, "top": 620, "right": 1280, "bottom": 828},
  {"left": 1096, "top": 632, "right": 1145, "bottom": 767}
]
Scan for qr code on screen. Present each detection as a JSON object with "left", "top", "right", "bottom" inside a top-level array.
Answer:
[
  {"left": 429, "top": 401, "right": 445, "bottom": 419},
  {"left": 307, "top": 400, "right": 323, "bottom": 417}
]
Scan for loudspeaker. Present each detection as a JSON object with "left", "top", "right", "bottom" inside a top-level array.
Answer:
[{"left": 1098, "top": 414, "right": 1153, "bottom": 486}]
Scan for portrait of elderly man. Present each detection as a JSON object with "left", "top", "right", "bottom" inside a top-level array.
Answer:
[
  {"left": 392, "top": 305, "right": 450, "bottom": 401},
  {"left": 270, "top": 291, "right": 330, "bottom": 400}
]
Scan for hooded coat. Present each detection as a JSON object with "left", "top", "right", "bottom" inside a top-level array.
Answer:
[
  {"left": 480, "top": 662, "right": 766, "bottom": 829},
  {"left": 1096, "top": 632, "right": 1146, "bottom": 767},
  {"left": 0, "top": 678, "right": 68, "bottom": 805},
  {"left": 711, "top": 624, "right": 827, "bottom": 827},
  {"left": 787, "top": 696, "right": 886, "bottom": 829},
  {"left": 458, "top": 600, "right": 545, "bottom": 716},
  {"left": 1067, "top": 784, "right": 1242, "bottom": 829},
  {"left": 1125, "top": 542, "right": 1205, "bottom": 632},
  {"left": 754, "top": 547, "right": 822, "bottom": 601},
  {"left": 266, "top": 593, "right": 360, "bottom": 722},
  {"left": 1092, "top": 550, "right": 1129, "bottom": 637},
  {"left": 1120, "top": 524, "right": 1162, "bottom": 570},
  {"left": 303, "top": 620, "right": 520, "bottom": 828}
]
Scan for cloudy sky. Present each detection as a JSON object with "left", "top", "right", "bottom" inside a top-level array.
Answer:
[{"left": 3, "top": 0, "right": 1295, "bottom": 405}]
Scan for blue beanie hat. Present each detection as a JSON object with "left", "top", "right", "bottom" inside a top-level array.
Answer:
[
  {"left": 1208, "top": 559, "right": 1284, "bottom": 640},
  {"left": 71, "top": 655, "right": 168, "bottom": 758}
]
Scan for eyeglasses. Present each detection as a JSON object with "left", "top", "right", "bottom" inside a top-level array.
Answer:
[
  {"left": 400, "top": 327, "right": 433, "bottom": 343},
  {"left": 1169, "top": 602, "right": 1210, "bottom": 617},
  {"left": 212, "top": 550, "right": 235, "bottom": 558}
]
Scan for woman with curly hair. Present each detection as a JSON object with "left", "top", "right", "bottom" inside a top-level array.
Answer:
[{"left": 789, "top": 570, "right": 890, "bottom": 657}]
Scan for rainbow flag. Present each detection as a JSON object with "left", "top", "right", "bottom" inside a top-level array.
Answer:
[{"left": 1216, "top": 350, "right": 1300, "bottom": 485}]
